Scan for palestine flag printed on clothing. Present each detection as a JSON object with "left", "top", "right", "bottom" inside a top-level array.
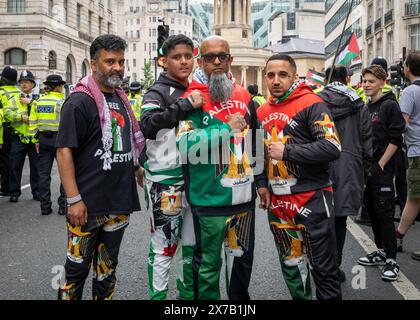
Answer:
[
  {"left": 337, "top": 32, "right": 362, "bottom": 68},
  {"left": 177, "top": 80, "right": 255, "bottom": 212}
]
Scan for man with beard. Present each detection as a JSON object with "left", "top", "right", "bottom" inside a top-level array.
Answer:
[
  {"left": 140, "top": 34, "right": 204, "bottom": 300},
  {"left": 258, "top": 54, "right": 342, "bottom": 300},
  {"left": 56, "top": 35, "right": 145, "bottom": 300},
  {"left": 177, "top": 36, "right": 270, "bottom": 300}
]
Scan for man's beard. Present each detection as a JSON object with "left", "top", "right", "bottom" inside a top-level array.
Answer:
[
  {"left": 96, "top": 68, "right": 123, "bottom": 88},
  {"left": 208, "top": 73, "right": 233, "bottom": 103}
]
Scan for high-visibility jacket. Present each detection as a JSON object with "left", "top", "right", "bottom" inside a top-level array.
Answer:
[
  {"left": 0, "top": 108, "right": 3, "bottom": 145},
  {"left": 0, "top": 85, "right": 20, "bottom": 109},
  {"left": 29, "top": 92, "right": 65, "bottom": 138},
  {"left": 4, "top": 92, "right": 35, "bottom": 144},
  {"left": 129, "top": 93, "right": 143, "bottom": 122},
  {"left": 252, "top": 95, "right": 266, "bottom": 107}
]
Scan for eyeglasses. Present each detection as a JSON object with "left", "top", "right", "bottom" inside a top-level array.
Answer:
[{"left": 201, "top": 53, "right": 231, "bottom": 64}]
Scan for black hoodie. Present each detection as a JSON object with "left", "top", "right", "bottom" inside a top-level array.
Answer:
[
  {"left": 318, "top": 85, "right": 373, "bottom": 216},
  {"left": 140, "top": 73, "right": 193, "bottom": 139},
  {"left": 367, "top": 91, "right": 405, "bottom": 173}
]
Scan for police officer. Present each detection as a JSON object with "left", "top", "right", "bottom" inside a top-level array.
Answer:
[
  {"left": 0, "top": 66, "right": 20, "bottom": 196},
  {"left": 4, "top": 70, "right": 39, "bottom": 203},
  {"left": 122, "top": 76, "right": 130, "bottom": 95},
  {"left": 128, "top": 81, "right": 143, "bottom": 123},
  {"left": 29, "top": 75, "right": 66, "bottom": 215},
  {"left": 247, "top": 84, "right": 266, "bottom": 108}
]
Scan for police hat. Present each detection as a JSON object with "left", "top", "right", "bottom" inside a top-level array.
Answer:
[
  {"left": 1, "top": 66, "right": 18, "bottom": 84},
  {"left": 43, "top": 74, "right": 66, "bottom": 86},
  {"left": 129, "top": 81, "right": 142, "bottom": 91},
  {"left": 19, "top": 70, "right": 36, "bottom": 85}
]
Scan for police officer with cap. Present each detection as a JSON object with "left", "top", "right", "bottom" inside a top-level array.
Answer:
[
  {"left": 129, "top": 81, "right": 143, "bottom": 123},
  {"left": 4, "top": 70, "right": 39, "bottom": 202},
  {"left": 0, "top": 66, "right": 20, "bottom": 196},
  {"left": 29, "top": 74, "right": 67, "bottom": 215}
]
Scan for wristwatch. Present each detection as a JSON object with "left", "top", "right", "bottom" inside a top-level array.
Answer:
[{"left": 67, "top": 194, "right": 82, "bottom": 206}]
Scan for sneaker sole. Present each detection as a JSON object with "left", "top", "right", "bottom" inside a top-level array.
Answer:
[
  {"left": 381, "top": 275, "right": 399, "bottom": 282},
  {"left": 358, "top": 260, "right": 385, "bottom": 266}
]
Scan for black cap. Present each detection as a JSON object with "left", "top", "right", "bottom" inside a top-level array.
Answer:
[
  {"left": 1, "top": 66, "right": 18, "bottom": 84},
  {"left": 19, "top": 70, "right": 36, "bottom": 84},
  {"left": 129, "top": 81, "right": 142, "bottom": 91},
  {"left": 371, "top": 57, "right": 388, "bottom": 73},
  {"left": 43, "top": 74, "right": 66, "bottom": 86}
]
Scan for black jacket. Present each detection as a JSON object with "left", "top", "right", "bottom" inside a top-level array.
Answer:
[
  {"left": 319, "top": 85, "right": 373, "bottom": 216},
  {"left": 367, "top": 91, "right": 405, "bottom": 174},
  {"left": 140, "top": 73, "right": 193, "bottom": 139}
]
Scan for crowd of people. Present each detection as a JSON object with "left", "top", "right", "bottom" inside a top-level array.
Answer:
[{"left": 1, "top": 33, "right": 420, "bottom": 300}]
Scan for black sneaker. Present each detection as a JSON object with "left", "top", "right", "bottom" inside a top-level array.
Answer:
[
  {"left": 41, "top": 208, "right": 53, "bottom": 215},
  {"left": 358, "top": 251, "right": 386, "bottom": 266},
  {"left": 33, "top": 194, "right": 41, "bottom": 201},
  {"left": 9, "top": 196, "right": 18, "bottom": 203},
  {"left": 381, "top": 261, "right": 400, "bottom": 281},
  {"left": 412, "top": 251, "right": 420, "bottom": 261},
  {"left": 57, "top": 207, "right": 67, "bottom": 216}
]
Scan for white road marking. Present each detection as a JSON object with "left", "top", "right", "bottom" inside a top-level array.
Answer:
[{"left": 347, "top": 218, "right": 420, "bottom": 300}]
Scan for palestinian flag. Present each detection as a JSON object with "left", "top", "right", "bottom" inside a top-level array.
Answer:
[
  {"left": 305, "top": 69, "right": 325, "bottom": 88},
  {"left": 337, "top": 32, "right": 362, "bottom": 67}
]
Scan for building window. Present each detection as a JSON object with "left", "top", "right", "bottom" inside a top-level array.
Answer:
[
  {"left": 376, "top": 37, "right": 383, "bottom": 58},
  {"left": 5, "top": 48, "right": 26, "bottom": 65},
  {"left": 48, "top": 0, "right": 53, "bottom": 16},
  {"left": 66, "top": 57, "right": 73, "bottom": 83},
  {"left": 287, "top": 12, "right": 296, "bottom": 30},
  {"left": 171, "top": 18, "right": 175, "bottom": 24},
  {"left": 133, "top": 43, "right": 136, "bottom": 52},
  {"left": 152, "top": 29, "right": 156, "bottom": 37},
  {"left": 99, "top": 17, "right": 103, "bottom": 35},
  {"left": 133, "top": 59, "right": 137, "bottom": 67},
  {"left": 77, "top": 4, "right": 81, "bottom": 29},
  {"left": 48, "top": 51, "right": 57, "bottom": 70},
  {"left": 81, "top": 61, "right": 89, "bottom": 77},
  {"left": 7, "top": 0, "right": 26, "bottom": 12},
  {"left": 387, "top": 31, "right": 394, "bottom": 62},
  {"left": 153, "top": 16, "right": 157, "bottom": 23},
  {"left": 144, "top": 43, "right": 147, "bottom": 51},
  {"left": 108, "top": 23, "right": 112, "bottom": 34},
  {"left": 63, "top": 0, "right": 68, "bottom": 24},
  {"left": 132, "top": 73, "right": 137, "bottom": 81},
  {"left": 137, "top": 30, "right": 140, "bottom": 38},
  {"left": 410, "top": 24, "right": 420, "bottom": 51},
  {"left": 88, "top": 11, "right": 93, "bottom": 34}
]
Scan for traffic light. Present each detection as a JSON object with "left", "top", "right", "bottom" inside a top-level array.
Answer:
[
  {"left": 157, "top": 24, "right": 169, "bottom": 59},
  {"left": 390, "top": 61, "right": 405, "bottom": 86}
]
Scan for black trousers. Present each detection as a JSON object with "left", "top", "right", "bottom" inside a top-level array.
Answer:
[
  {"left": 364, "top": 168, "right": 397, "bottom": 260},
  {"left": 38, "top": 132, "right": 66, "bottom": 211},
  {"left": 0, "top": 123, "right": 12, "bottom": 193},
  {"left": 9, "top": 135, "right": 39, "bottom": 197},
  {"left": 335, "top": 216, "right": 348, "bottom": 266}
]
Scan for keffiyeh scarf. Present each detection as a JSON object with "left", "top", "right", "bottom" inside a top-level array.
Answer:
[{"left": 72, "top": 76, "right": 145, "bottom": 171}]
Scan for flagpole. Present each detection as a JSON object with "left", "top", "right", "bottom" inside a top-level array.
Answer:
[{"left": 327, "top": 0, "right": 355, "bottom": 85}]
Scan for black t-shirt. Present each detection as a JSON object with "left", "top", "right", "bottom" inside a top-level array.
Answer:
[{"left": 56, "top": 91, "right": 140, "bottom": 216}]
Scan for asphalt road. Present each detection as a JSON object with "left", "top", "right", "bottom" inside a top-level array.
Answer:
[{"left": 0, "top": 160, "right": 419, "bottom": 300}]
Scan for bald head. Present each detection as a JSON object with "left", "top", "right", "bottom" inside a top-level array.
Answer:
[{"left": 201, "top": 35, "right": 230, "bottom": 55}]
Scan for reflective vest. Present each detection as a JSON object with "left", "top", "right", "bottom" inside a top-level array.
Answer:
[
  {"left": 129, "top": 93, "right": 143, "bottom": 122},
  {"left": 29, "top": 92, "right": 65, "bottom": 137},
  {"left": 4, "top": 91, "right": 34, "bottom": 144},
  {"left": 0, "top": 85, "right": 21, "bottom": 109},
  {"left": 0, "top": 108, "right": 3, "bottom": 145},
  {"left": 252, "top": 95, "right": 266, "bottom": 107}
]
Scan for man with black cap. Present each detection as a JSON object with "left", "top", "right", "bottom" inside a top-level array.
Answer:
[
  {"left": 128, "top": 81, "right": 143, "bottom": 123},
  {"left": 29, "top": 74, "right": 66, "bottom": 215},
  {"left": 4, "top": 70, "right": 39, "bottom": 203},
  {"left": 0, "top": 66, "right": 20, "bottom": 197}
]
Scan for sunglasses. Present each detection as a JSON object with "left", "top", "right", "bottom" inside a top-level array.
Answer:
[{"left": 201, "top": 53, "right": 231, "bottom": 64}]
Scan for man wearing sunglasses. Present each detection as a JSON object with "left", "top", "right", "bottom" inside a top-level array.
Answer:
[{"left": 177, "top": 36, "right": 270, "bottom": 300}]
